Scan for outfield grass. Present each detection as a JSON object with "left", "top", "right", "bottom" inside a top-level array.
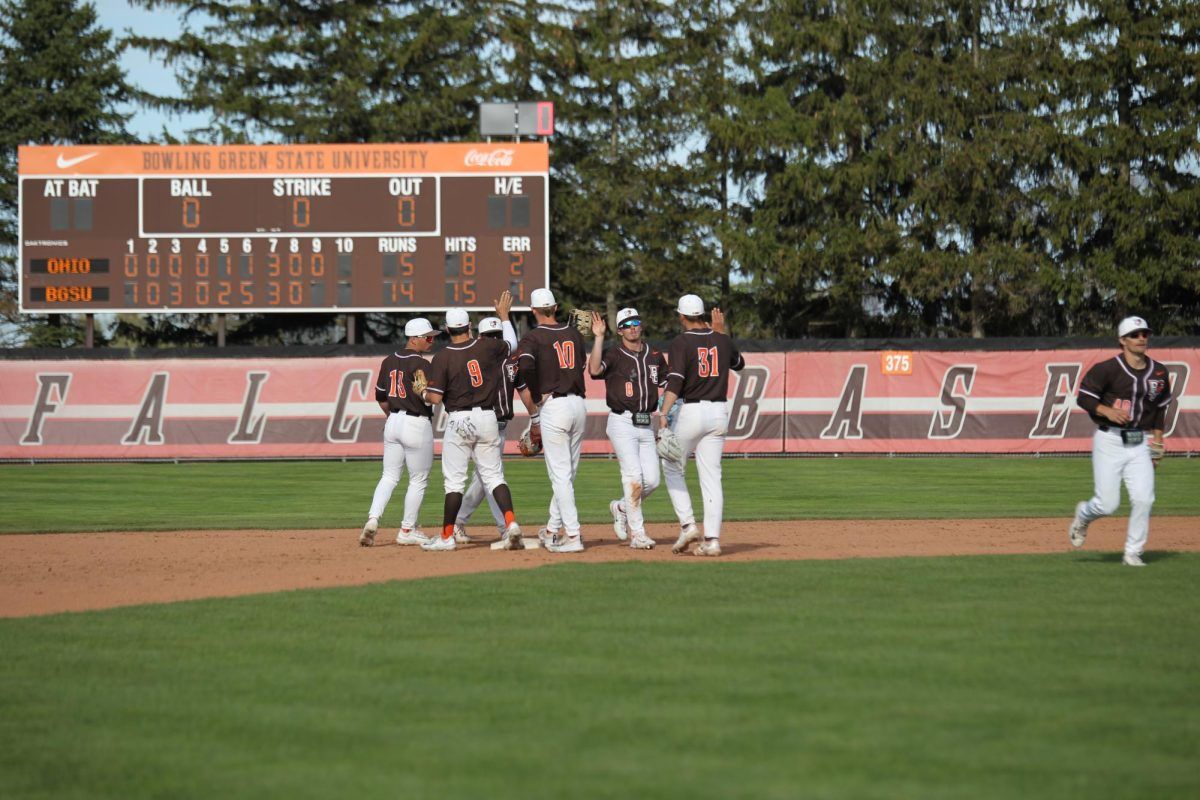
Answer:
[
  {"left": 1, "top": 457, "right": 1198, "bottom": 533},
  {"left": 1, "top": 555, "right": 1197, "bottom": 799}
]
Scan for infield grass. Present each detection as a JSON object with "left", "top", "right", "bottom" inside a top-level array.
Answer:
[
  {"left": 1, "top": 555, "right": 1197, "bottom": 799},
  {"left": 1, "top": 456, "right": 1198, "bottom": 533}
]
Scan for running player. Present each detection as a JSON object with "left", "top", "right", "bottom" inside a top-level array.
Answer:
[
  {"left": 587, "top": 307, "right": 666, "bottom": 550},
  {"left": 659, "top": 294, "right": 745, "bottom": 556},
  {"left": 1068, "top": 315, "right": 1173, "bottom": 566},
  {"left": 359, "top": 317, "right": 440, "bottom": 546},
  {"left": 518, "top": 288, "right": 588, "bottom": 553},
  {"left": 416, "top": 292, "right": 523, "bottom": 551}
]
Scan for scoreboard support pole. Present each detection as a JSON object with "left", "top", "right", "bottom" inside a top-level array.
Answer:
[
  {"left": 216, "top": 314, "right": 226, "bottom": 348},
  {"left": 346, "top": 314, "right": 357, "bottom": 345},
  {"left": 84, "top": 314, "right": 94, "bottom": 348}
]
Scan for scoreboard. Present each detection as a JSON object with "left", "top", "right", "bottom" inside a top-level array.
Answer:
[{"left": 17, "top": 142, "right": 549, "bottom": 313}]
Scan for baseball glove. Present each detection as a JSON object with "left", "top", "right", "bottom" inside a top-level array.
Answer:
[
  {"left": 518, "top": 424, "right": 542, "bottom": 457},
  {"left": 570, "top": 308, "right": 593, "bottom": 335},
  {"left": 1148, "top": 439, "right": 1165, "bottom": 462},
  {"left": 411, "top": 368, "right": 428, "bottom": 396},
  {"left": 656, "top": 427, "right": 683, "bottom": 464}
]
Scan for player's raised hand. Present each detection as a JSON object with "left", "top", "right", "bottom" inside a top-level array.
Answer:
[
  {"left": 494, "top": 289, "right": 513, "bottom": 319},
  {"left": 711, "top": 307, "right": 726, "bottom": 334},
  {"left": 591, "top": 311, "right": 607, "bottom": 337}
]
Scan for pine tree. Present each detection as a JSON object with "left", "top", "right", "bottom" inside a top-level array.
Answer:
[
  {"left": 1043, "top": 0, "right": 1200, "bottom": 334},
  {"left": 0, "top": 0, "right": 131, "bottom": 346}
]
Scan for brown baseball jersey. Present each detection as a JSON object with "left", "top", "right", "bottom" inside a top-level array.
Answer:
[
  {"left": 1077, "top": 355, "right": 1173, "bottom": 430},
  {"left": 664, "top": 328, "right": 745, "bottom": 401},
  {"left": 517, "top": 323, "right": 587, "bottom": 397},
  {"left": 374, "top": 349, "right": 433, "bottom": 417},
  {"left": 496, "top": 351, "right": 522, "bottom": 421},
  {"left": 598, "top": 343, "right": 667, "bottom": 414},
  {"left": 425, "top": 336, "right": 511, "bottom": 412}
]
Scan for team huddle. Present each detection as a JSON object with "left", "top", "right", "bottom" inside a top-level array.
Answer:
[{"left": 359, "top": 288, "right": 744, "bottom": 555}]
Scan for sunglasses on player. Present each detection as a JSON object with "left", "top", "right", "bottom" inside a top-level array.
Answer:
[
  {"left": 422, "top": 335, "right": 436, "bottom": 343},
  {"left": 619, "top": 320, "right": 642, "bottom": 329}
]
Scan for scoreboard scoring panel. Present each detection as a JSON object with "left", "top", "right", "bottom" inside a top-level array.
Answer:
[{"left": 18, "top": 142, "right": 549, "bottom": 312}]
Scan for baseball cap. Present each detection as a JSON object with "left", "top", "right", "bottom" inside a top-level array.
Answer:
[
  {"left": 404, "top": 317, "right": 437, "bottom": 337},
  {"left": 616, "top": 308, "right": 640, "bottom": 327},
  {"left": 445, "top": 308, "right": 470, "bottom": 330},
  {"left": 530, "top": 288, "right": 556, "bottom": 308},
  {"left": 676, "top": 294, "right": 705, "bottom": 316},
  {"left": 478, "top": 316, "right": 503, "bottom": 334},
  {"left": 1118, "top": 316, "right": 1152, "bottom": 337}
]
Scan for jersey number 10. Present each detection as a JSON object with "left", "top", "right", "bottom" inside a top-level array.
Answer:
[{"left": 553, "top": 340, "right": 576, "bottom": 369}]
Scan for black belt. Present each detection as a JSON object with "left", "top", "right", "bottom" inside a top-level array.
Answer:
[
  {"left": 450, "top": 405, "right": 494, "bottom": 412},
  {"left": 551, "top": 392, "right": 579, "bottom": 399},
  {"left": 1099, "top": 425, "right": 1110, "bottom": 432},
  {"left": 609, "top": 408, "right": 651, "bottom": 415},
  {"left": 405, "top": 411, "right": 431, "bottom": 418},
  {"left": 683, "top": 399, "right": 725, "bottom": 404}
]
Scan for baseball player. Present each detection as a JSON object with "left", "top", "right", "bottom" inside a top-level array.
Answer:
[
  {"left": 1068, "top": 315, "right": 1173, "bottom": 566},
  {"left": 659, "top": 294, "right": 745, "bottom": 556},
  {"left": 453, "top": 316, "right": 523, "bottom": 542},
  {"left": 416, "top": 292, "right": 524, "bottom": 551},
  {"left": 360, "top": 317, "right": 440, "bottom": 547},
  {"left": 518, "top": 288, "right": 588, "bottom": 553},
  {"left": 587, "top": 307, "right": 667, "bottom": 550}
]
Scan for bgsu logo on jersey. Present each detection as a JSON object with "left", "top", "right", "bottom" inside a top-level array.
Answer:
[
  {"left": 1147, "top": 376, "right": 1166, "bottom": 401},
  {"left": 648, "top": 365, "right": 659, "bottom": 384},
  {"left": 504, "top": 362, "right": 518, "bottom": 381}
]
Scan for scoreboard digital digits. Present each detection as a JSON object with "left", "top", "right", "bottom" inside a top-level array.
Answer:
[{"left": 18, "top": 143, "right": 549, "bottom": 312}]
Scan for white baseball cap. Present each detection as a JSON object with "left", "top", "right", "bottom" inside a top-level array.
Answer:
[
  {"left": 616, "top": 308, "right": 640, "bottom": 327},
  {"left": 404, "top": 317, "right": 437, "bottom": 337},
  {"left": 530, "top": 288, "right": 556, "bottom": 308},
  {"left": 1117, "top": 316, "right": 1151, "bottom": 337},
  {"left": 478, "top": 316, "right": 503, "bottom": 334},
  {"left": 676, "top": 294, "right": 705, "bottom": 316},
  {"left": 445, "top": 308, "right": 470, "bottom": 330}
]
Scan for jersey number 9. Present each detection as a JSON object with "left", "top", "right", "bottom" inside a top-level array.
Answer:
[{"left": 467, "top": 359, "right": 483, "bottom": 388}]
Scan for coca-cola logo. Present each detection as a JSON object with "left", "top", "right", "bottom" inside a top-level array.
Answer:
[{"left": 464, "top": 148, "right": 515, "bottom": 167}]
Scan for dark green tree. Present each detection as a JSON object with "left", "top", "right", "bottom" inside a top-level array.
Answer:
[
  {"left": 1043, "top": 0, "right": 1200, "bottom": 335},
  {"left": 0, "top": 0, "right": 131, "bottom": 347}
]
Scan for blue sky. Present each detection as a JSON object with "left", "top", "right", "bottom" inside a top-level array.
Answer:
[{"left": 94, "top": 0, "right": 209, "bottom": 140}]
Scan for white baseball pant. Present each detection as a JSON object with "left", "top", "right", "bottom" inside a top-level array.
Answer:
[
  {"left": 1076, "top": 428, "right": 1155, "bottom": 557},
  {"left": 442, "top": 408, "right": 506, "bottom": 495},
  {"left": 606, "top": 411, "right": 660, "bottom": 535},
  {"left": 663, "top": 400, "right": 729, "bottom": 539},
  {"left": 456, "top": 451, "right": 507, "bottom": 532},
  {"left": 541, "top": 395, "right": 587, "bottom": 535},
  {"left": 368, "top": 413, "right": 434, "bottom": 528}
]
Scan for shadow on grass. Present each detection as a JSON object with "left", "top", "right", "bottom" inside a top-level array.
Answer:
[{"left": 1078, "top": 550, "right": 1183, "bottom": 565}]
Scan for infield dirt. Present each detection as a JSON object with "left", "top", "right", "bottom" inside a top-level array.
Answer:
[{"left": 3, "top": 517, "right": 1198, "bottom": 617}]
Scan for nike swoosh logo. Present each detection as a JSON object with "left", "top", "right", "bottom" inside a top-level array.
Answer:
[{"left": 56, "top": 152, "right": 99, "bottom": 169}]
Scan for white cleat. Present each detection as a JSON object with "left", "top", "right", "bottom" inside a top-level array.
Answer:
[
  {"left": 1122, "top": 553, "right": 1146, "bottom": 567},
  {"left": 546, "top": 535, "right": 584, "bottom": 554},
  {"left": 1068, "top": 501, "right": 1089, "bottom": 549},
  {"left": 500, "top": 521, "right": 523, "bottom": 550},
  {"left": 359, "top": 517, "right": 378, "bottom": 547},
  {"left": 671, "top": 523, "right": 701, "bottom": 554},
  {"left": 537, "top": 527, "right": 558, "bottom": 548},
  {"left": 420, "top": 535, "right": 456, "bottom": 552},
  {"left": 695, "top": 539, "right": 721, "bottom": 557},
  {"left": 396, "top": 528, "right": 431, "bottom": 546},
  {"left": 453, "top": 523, "right": 474, "bottom": 545},
  {"left": 610, "top": 500, "right": 629, "bottom": 541},
  {"left": 629, "top": 531, "right": 655, "bottom": 550}
]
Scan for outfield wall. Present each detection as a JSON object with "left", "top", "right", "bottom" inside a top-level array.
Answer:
[{"left": 1, "top": 346, "right": 1196, "bottom": 459}]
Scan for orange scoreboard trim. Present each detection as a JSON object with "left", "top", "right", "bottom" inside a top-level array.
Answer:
[{"left": 18, "top": 142, "right": 549, "bottom": 176}]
